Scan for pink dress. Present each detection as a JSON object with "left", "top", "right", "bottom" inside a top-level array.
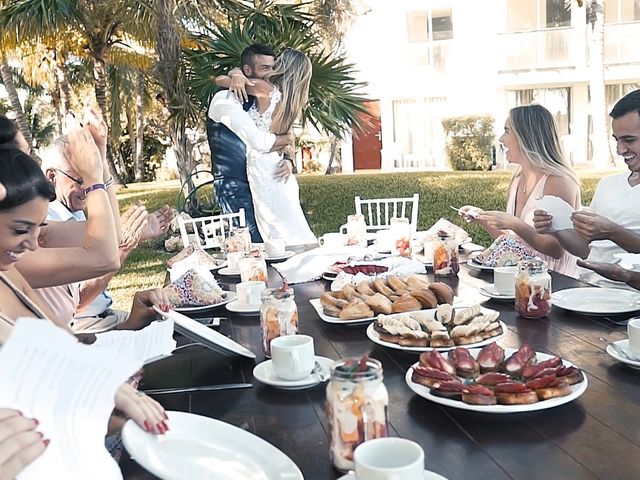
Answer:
[{"left": 506, "top": 174, "right": 579, "bottom": 277}]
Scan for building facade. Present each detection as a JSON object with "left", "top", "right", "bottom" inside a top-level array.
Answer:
[{"left": 340, "top": 0, "right": 640, "bottom": 172}]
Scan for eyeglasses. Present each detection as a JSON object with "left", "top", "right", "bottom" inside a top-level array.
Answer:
[{"left": 55, "top": 168, "right": 84, "bottom": 186}]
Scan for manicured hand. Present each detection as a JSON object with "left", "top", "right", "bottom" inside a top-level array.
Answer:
[
  {"left": 82, "top": 107, "right": 108, "bottom": 155},
  {"left": 120, "top": 204, "right": 149, "bottom": 254},
  {"left": 577, "top": 259, "right": 631, "bottom": 283},
  {"left": 0, "top": 409, "right": 47, "bottom": 480},
  {"left": 274, "top": 159, "right": 293, "bottom": 182},
  {"left": 127, "top": 288, "right": 172, "bottom": 329},
  {"left": 533, "top": 209, "right": 553, "bottom": 233},
  {"left": 114, "top": 384, "right": 168, "bottom": 435},
  {"left": 228, "top": 73, "right": 254, "bottom": 103},
  {"left": 571, "top": 211, "right": 619, "bottom": 241},
  {"left": 64, "top": 128, "right": 103, "bottom": 185}
]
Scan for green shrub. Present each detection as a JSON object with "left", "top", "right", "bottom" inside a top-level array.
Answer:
[{"left": 442, "top": 115, "right": 495, "bottom": 171}]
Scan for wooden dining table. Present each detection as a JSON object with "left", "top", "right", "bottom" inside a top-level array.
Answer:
[{"left": 120, "top": 258, "right": 640, "bottom": 480}]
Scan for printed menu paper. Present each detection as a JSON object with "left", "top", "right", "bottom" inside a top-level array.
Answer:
[
  {"left": 0, "top": 318, "right": 141, "bottom": 480},
  {"left": 93, "top": 319, "right": 176, "bottom": 364},
  {"left": 535, "top": 195, "right": 575, "bottom": 232}
]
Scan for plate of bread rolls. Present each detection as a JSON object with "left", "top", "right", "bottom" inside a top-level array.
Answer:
[
  {"left": 366, "top": 304, "right": 506, "bottom": 351},
  {"left": 310, "top": 275, "right": 456, "bottom": 325}
]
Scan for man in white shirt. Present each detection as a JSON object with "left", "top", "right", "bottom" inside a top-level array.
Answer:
[{"left": 534, "top": 89, "right": 640, "bottom": 286}]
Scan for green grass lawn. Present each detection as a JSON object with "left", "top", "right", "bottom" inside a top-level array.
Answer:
[{"left": 109, "top": 170, "right": 615, "bottom": 310}]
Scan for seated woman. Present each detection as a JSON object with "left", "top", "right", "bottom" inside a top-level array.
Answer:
[{"left": 460, "top": 104, "right": 580, "bottom": 277}]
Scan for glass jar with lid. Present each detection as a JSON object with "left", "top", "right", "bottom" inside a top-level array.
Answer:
[
  {"left": 239, "top": 252, "right": 267, "bottom": 283},
  {"left": 260, "top": 287, "right": 298, "bottom": 356},
  {"left": 515, "top": 258, "right": 552, "bottom": 318},
  {"left": 390, "top": 217, "right": 411, "bottom": 257},
  {"left": 432, "top": 232, "right": 459, "bottom": 276},
  {"left": 326, "top": 357, "right": 389, "bottom": 472},
  {"left": 340, "top": 214, "right": 368, "bottom": 248}
]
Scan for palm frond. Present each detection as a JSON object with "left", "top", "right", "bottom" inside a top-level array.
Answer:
[{"left": 0, "top": 0, "right": 84, "bottom": 42}]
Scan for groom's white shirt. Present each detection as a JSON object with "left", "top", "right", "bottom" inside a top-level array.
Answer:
[{"left": 208, "top": 90, "right": 276, "bottom": 153}]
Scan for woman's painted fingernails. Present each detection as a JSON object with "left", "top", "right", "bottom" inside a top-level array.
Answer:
[
  {"left": 162, "top": 421, "right": 170, "bottom": 432},
  {"left": 32, "top": 418, "right": 39, "bottom": 426},
  {"left": 163, "top": 412, "right": 168, "bottom": 420},
  {"left": 43, "top": 439, "right": 51, "bottom": 447},
  {"left": 144, "top": 420, "right": 152, "bottom": 432}
]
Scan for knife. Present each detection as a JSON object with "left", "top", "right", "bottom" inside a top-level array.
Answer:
[{"left": 143, "top": 383, "right": 253, "bottom": 395}]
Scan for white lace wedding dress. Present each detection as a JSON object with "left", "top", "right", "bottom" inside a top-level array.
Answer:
[{"left": 246, "top": 88, "right": 317, "bottom": 246}]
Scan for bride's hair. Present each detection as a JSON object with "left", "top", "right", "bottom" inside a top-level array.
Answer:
[{"left": 268, "top": 49, "right": 312, "bottom": 134}]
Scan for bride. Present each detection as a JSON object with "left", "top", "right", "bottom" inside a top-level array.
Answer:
[{"left": 215, "top": 49, "right": 317, "bottom": 246}]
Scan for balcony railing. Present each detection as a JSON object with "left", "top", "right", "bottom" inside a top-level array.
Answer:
[
  {"left": 603, "top": 22, "right": 640, "bottom": 64},
  {"left": 497, "top": 27, "right": 583, "bottom": 71},
  {"left": 406, "top": 42, "right": 450, "bottom": 73}
]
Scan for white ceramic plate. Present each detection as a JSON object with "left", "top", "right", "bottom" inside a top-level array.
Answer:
[
  {"left": 606, "top": 339, "right": 640, "bottom": 369},
  {"left": 309, "top": 298, "right": 377, "bottom": 325},
  {"left": 225, "top": 299, "right": 260, "bottom": 314},
  {"left": 405, "top": 348, "right": 588, "bottom": 413},
  {"left": 174, "top": 291, "right": 237, "bottom": 313},
  {"left": 338, "top": 470, "right": 448, "bottom": 480},
  {"left": 122, "top": 411, "right": 303, "bottom": 480},
  {"left": 264, "top": 251, "right": 295, "bottom": 262},
  {"left": 366, "top": 319, "right": 507, "bottom": 354},
  {"left": 155, "top": 307, "right": 255, "bottom": 359},
  {"left": 479, "top": 284, "right": 515, "bottom": 301},
  {"left": 252, "top": 356, "right": 333, "bottom": 390},
  {"left": 460, "top": 242, "right": 484, "bottom": 253},
  {"left": 322, "top": 273, "right": 338, "bottom": 281},
  {"left": 552, "top": 287, "right": 640, "bottom": 315},
  {"left": 218, "top": 267, "right": 241, "bottom": 276}
]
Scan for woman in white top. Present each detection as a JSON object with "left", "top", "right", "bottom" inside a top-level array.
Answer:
[
  {"left": 216, "top": 49, "right": 316, "bottom": 246},
  {"left": 460, "top": 104, "right": 581, "bottom": 277}
]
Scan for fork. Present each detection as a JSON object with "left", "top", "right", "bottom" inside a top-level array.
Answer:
[{"left": 600, "top": 337, "right": 639, "bottom": 361}]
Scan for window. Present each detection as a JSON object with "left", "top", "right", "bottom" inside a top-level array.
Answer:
[
  {"left": 432, "top": 9, "right": 454, "bottom": 40},
  {"left": 407, "top": 11, "right": 428, "bottom": 43},
  {"left": 604, "top": 0, "right": 640, "bottom": 23},
  {"left": 506, "top": 0, "right": 571, "bottom": 31},
  {"left": 406, "top": 8, "right": 453, "bottom": 68}
]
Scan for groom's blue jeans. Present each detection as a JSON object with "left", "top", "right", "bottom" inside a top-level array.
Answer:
[{"left": 214, "top": 178, "right": 263, "bottom": 243}]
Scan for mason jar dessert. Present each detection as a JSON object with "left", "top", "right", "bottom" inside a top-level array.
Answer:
[
  {"left": 515, "top": 258, "right": 552, "bottom": 318},
  {"left": 260, "top": 287, "right": 298, "bottom": 356},
  {"left": 432, "top": 232, "right": 459, "bottom": 276}
]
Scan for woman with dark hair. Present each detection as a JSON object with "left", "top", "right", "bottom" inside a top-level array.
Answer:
[{"left": 459, "top": 104, "right": 581, "bottom": 276}]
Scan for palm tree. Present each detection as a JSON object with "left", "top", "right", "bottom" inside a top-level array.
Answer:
[
  {"left": 0, "top": 56, "right": 34, "bottom": 148},
  {"left": 0, "top": 0, "right": 156, "bottom": 181}
]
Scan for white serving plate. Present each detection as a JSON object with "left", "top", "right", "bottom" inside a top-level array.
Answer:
[
  {"left": 225, "top": 299, "right": 260, "bottom": 314},
  {"left": 264, "top": 251, "right": 295, "bottom": 262},
  {"left": 366, "top": 319, "right": 507, "bottom": 353},
  {"left": 466, "top": 258, "right": 496, "bottom": 272},
  {"left": 552, "top": 287, "right": 640, "bottom": 315},
  {"left": 252, "top": 356, "right": 333, "bottom": 390},
  {"left": 122, "top": 411, "right": 303, "bottom": 480},
  {"left": 405, "top": 348, "right": 588, "bottom": 413},
  {"left": 479, "top": 284, "right": 515, "bottom": 301},
  {"left": 174, "top": 291, "right": 237, "bottom": 313},
  {"left": 218, "top": 267, "right": 241, "bottom": 276}
]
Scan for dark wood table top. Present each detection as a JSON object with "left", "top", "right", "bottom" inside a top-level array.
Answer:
[{"left": 120, "top": 261, "right": 640, "bottom": 480}]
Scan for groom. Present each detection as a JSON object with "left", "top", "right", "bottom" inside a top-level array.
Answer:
[{"left": 207, "top": 43, "right": 292, "bottom": 242}]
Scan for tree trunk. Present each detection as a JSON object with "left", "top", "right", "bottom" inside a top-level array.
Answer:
[
  {"left": 54, "top": 50, "right": 71, "bottom": 134},
  {"left": 588, "top": 0, "right": 611, "bottom": 167},
  {"left": 155, "top": 0, "right": 195, "bottom": 193},
  {"left": 93, "top": 57, "right": 126, "bottom": 185},
  {"left": 325, "top": 135, "right": 339, "bottom": 174},
  {"left": 134, "top": 69, "right": 145, "bottom": 182},
  {"left": 0, "top": 56, "right": 34, "bottom": 149}
]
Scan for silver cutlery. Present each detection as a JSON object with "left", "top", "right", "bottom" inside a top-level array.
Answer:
[
  {"left": 311, "top": 362, "right": 330, "bottom": 383},
  {"left": 600, "top": 337, "right": 639, "bottom": 361},
  {"left": 143, "top": 383, "right": 253, "bottom": 395}
]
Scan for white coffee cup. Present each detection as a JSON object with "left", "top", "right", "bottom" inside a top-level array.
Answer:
[
  {"left": 493, "top": 266, "right": 518, "bottom": 295},
  {"left": 354, "top": 438, "right": 425, "bottom": 480},
  {"left": 236, "top": 281, "right": 266, "bottom": 306},
  {"left": 270, "top": 334, "right": 315, "bottom": 381},
  {"left": 627, "top": 317, "right": 640, "bottom": 355},
  {"left": 375, "top": 229, "right": 395, "bottom": 252},
  {"left": 319, "top": 232, "right": 346, "bottom": 249},
  {"left": 265, "top": 238, "right": 286, "bottom": 257},
  {"left": 226, "top": 251, "right": 244, "bottom": 271}
]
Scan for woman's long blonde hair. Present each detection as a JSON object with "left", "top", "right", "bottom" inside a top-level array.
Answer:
[
  {"left": 268, "top": 49, "right": 312, "bottom": 134},
  {"left": 508, "top": 104, "right": 579, "bottom": 186}
]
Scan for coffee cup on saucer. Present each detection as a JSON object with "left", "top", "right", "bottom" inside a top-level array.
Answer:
[
  {"left": 628, "top": 317, "right": 640, "bottom": 356},
  {"left": 265, "top": 238, "right": 286, "bottom": 257},
  {"left": 319, "top": 233, "right": 346, "bottom": 249},
  {"left": 354, "top": 437, "right": 425, "bottom": 480},
  {"left": 236, "top": 281, "right": 266, "bottom": 307},
  {"left": 493, "top": 266, "right": 518, "bottom": 296},
  {"left": 226, "top": 251, "right": 244, "bottom": 271},
  {"left": 270, "top": 335, "right": 315, "bottom": 381}
]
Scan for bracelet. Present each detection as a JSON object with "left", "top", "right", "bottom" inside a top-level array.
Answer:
[
  {"left": 83, "top": 183, "right": 106, "bottom": 196},
  {"left": 105, "top": 176, "right": 114, "bottom": 188}
]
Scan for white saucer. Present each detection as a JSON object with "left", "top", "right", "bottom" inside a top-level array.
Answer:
[
  {"left": 606, "top": 339, "right": 640, "bottom": 369},
  {"left": 218, "top": 267, "right": 241, "bottom": 276},
  {"left": 265, "top": 250, "right": 295, "bottom": 262},
  {"left": 226, "top": 299, "right": 260, "bottom": 314},
  {"left": 338, "top": 469, "right": 448, "bottom": 480},
  {"left": 479, "top": 284, "right": 515, "bottom": 300},
  {"left": 252, "top": 356, "right": 333, "bottom": 390}
]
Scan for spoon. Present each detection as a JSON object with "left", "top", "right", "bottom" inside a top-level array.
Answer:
[
  {"left": 311, "top": 361, "right": 329, "bottom": 382},
  {"left": 600, "top": 337, "right": 639, "bottom": 361}
]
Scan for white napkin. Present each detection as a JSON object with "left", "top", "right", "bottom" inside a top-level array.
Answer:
[
  {"left": 614, "top": 253, "right": 640, "bottom": 271},
  {"left": 535, "top": 195, "right": 575, "bottom": 231},
  {"left": 271, "top": 246, "right": 372, "bottom": 284},
  {"left": 330, "top": 256, "right": 427, "bottom": 291},
  {"left": 421, "top": 218, "right": 471, "bottom": 244}
]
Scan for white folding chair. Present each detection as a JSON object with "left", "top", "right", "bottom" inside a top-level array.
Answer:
[
  {"left": 354, "top": 194, "right": 420, "bottom": 234},
  {"left": 177, "top": 209, "right": 246, "bottom": 250}
]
